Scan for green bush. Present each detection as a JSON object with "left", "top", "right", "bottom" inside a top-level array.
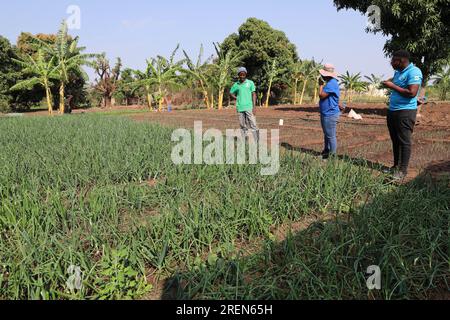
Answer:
[{"left": 0, "top": 95, "right": 11, "bottom": 113}]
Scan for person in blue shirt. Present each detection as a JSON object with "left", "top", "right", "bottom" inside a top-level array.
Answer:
[
  {"left": 318, "top": 63, "right": 342, "bottom": 159},
  {"left": 382, "top": 50, "right": 423, "bottom": 181}
]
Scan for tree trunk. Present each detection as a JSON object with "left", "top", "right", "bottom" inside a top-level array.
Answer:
[
  {"left": 300, "top": 80, "right": 308, "bottom": 105},
  {"left": 45, "top": 84, "right": 53, "bottom": 115},
  {"left": 293, "top": 79, "right": 298, "bottom": 105},
  {"left": 59, "top": 82, "right": 65, "bottom": 114},
  {"left": 158, "top": 87, "right": 163, "bottom": 112},
  {"left": 210, "top": 92, "right": 215, "bottom": 109},
  {"left": 104, "top": 95, "right": 112, "bottom": 108},
  {"left": 199, "top": 81, "right": 210, "bottom": 109},
  {"left": 147, "top": 92, "right": 152, "bottom": 110},
  {"left": 218, "top": 89, "right": 224, "bottom": 110},
  {"left": 203, "top": 91, "right": 210, "bottom": 109},
  {"left": 265, "top": 82, "right": 272, "bottom": 108},
  {"left": 313, "top": 79, "right": 319, "bottom": 104}
]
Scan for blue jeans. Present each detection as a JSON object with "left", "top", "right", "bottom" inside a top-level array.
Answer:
[{"left": 320, "top": 114, "right": 340, "bottom": 155}]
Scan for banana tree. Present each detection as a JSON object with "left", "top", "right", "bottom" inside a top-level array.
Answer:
[
  {"left": 32, "top": 21, "right": 96, "bottom": 113},
  {"left": 264, "top": 59, "right": 281, "bottom": 108},
  {"left": 145, "top": 45, "right": 185, "bottom": 112},
  {"left": 183, "top": 45, "right": 213, "bottom": 109},
  {"left": 298, "top": 60, "right": 314, "bottom": 105},
  {"left": 11, "top": 50, "right": 60, "bottom": 114},
  {"left": 213, "top": 43, "right": 241, "bottom": 110},
  {"left": 310, "top": 60, "right": 324, "bottom": 104},
  {"left": 291, "top": 62, "right": 303, "bottom": 105}
]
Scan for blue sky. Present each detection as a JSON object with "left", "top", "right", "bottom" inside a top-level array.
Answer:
[{"left": 0, "top": 0, "right": 393, "bottom": 81}]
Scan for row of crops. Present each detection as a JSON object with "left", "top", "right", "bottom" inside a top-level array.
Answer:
[{"left": 0, "top": 115, "right": 448, "bottom": 299}]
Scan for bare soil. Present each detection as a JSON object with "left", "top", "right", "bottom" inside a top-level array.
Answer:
[{"left": 127, "top": 102, "right": 450, "bottom": 179}]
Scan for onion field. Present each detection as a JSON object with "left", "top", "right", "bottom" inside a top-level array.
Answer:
[{"left": 0, "top": 115, "right": 448, "bottom": 300}]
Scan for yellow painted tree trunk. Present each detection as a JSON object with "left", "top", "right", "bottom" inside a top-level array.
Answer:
[
  {"left": 265, "top": 87, "right": 271, "bottom": 108},
  {"left": 199, "top": 81, "right": 210, "bottom": 109},
  {"left": 204, "top": 91, "right": 210, "bottom": 109},
  {"left": 45, "top": 85, "right": 53, "bottom": 115},
  {"left": 218, "top": 89, "right": 224, "bottom": 110},
  {"left": 59, "top": 82, "right": 65, "bottom": 114},
  {"left": 158, "top": 87, "right": 163, "bottom": 112},
  {"left": 299, "top": 80, "right": 308, "bottom": 105}
]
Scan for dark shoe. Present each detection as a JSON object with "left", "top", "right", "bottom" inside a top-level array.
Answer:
[{"left": 383, "top": 166, "right": 399, "bottom": 175}]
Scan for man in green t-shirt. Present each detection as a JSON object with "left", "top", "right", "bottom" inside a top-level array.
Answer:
[{"left": 230, "top": 67, "right": 259, "bottom": 141}]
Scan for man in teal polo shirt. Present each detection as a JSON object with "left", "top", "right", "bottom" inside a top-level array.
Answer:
[
  {"left": 230, "top": 67, "right": 259, "bottom": 141},
  {"left": 382, "top": 50, "right": 423, "bottom": 180}
]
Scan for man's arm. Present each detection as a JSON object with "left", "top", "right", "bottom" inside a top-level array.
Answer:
[
  {"left": 382, "top": 81, "right": 420, "bottom": 98},
  {"left": 319, "top": 85, "right": 329, "bottom": 100},
  {"left": 252, "top": 92, "right": 257, "bottom": 110}
]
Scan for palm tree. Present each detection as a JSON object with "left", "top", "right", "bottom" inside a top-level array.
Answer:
[
  {"left": 11, "top": 50, "right": 60, "bottom": 114},
  {"left": 339, "top": 71, "right": 362, "bottom": 103},
  {"left": 33, "top": 21, "right": 96, "bottom": 113},
  {"left": 183, "top": 45, "right": 213, "bottom": 109},
  {"left": 433, "top": 66, "right": 450, "bottom": 101},
  {"left": 213, "top": 43, "right": 241, "bottom": 110}
]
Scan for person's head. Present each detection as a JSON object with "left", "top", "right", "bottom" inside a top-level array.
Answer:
[
  {"left": 319, "top": 63, "right": 338, "bottom": 80},
  {"left": 237, "top": 67, "right": 248, "bottom": 82},
  {"left": 391, "top": 50, "right": 411, "bottom": 71}
]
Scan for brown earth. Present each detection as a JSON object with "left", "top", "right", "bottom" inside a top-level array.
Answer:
[{"left": 126, "top": 102, "right": 450, "bottom": 180}]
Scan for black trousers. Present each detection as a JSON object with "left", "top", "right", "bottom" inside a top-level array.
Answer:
[{"left": 387, "top": 109, "right": 417, "bottom": 174}]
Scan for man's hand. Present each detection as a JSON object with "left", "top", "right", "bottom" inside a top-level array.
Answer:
[
  {"left": 382, "top": 80, "right": 395, "bottom": 89},
  {"left": 318, "top": 76, "right": 325, "bottom": 86},
  {"left": 230, "top": 94, "right": 237, "bottom": 101}
]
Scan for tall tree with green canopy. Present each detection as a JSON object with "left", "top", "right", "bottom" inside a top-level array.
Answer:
[
  {"left": 0, "top": 36, "right": 21, "bottom": 112},
  {"left": 333, "top": 0, "right": 450, "bottom": 87},
  {"left": 93, "top": 54, "right": 122, "bottom": 108},
  {"left": 221, "top": 18, "right": 299, "bottom": 103}
]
